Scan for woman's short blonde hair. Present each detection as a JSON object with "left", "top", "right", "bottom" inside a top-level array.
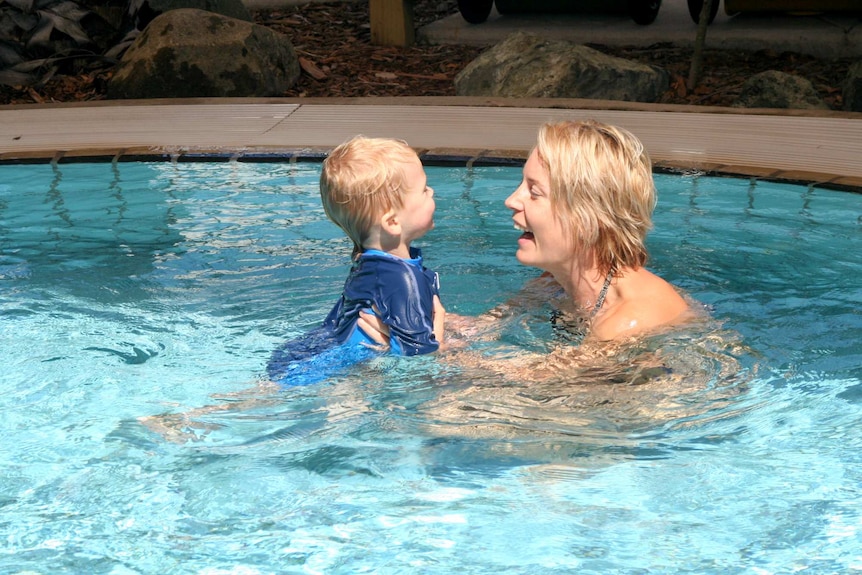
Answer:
[
  {"left": 535, "top": 120, "right": 656, "bottom": 274},
  {"left": 320, "top": 136, "right": 419, "bottom": 256}
]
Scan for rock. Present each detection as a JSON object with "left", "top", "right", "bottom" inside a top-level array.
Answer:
[
  {"left": 842, "top": 61, "right": 862, "bottom": 112},
  {"left": 107, "top": 8, "right": 299, "bottom": 99},
  {"left": 733, "top": 70, "right": 829, "bottom": 110},
  {"left": 454, "top": 32, "right": 669, "bottom": 103}
]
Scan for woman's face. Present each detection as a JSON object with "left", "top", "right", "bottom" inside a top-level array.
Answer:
[{"left": 504, "top": 149, "right": 573, "bottom": 274}]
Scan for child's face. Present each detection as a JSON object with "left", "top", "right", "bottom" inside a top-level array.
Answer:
[{"left": 396, "top": 157, "right": 435, "bottom": 243}]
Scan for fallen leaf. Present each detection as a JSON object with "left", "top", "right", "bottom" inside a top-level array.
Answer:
[
  {"left": 299, "top": 57, "right": 327, "bottom": 80},
  {"left": 670, "top": 74, "right": 687, "bottom": 97},
  {"left": 397, "top": 72, "right": 448, "bottom": 80},
  {"left": 28, "top": 87, "right": 44, "bottom": 103}
]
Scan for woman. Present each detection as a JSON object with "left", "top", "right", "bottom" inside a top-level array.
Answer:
[
  {"left": 504, "top": 119, "right": 691, "bottom": 343},
  {"left": 355, "top": 120, "right": 733, "bottom": 433},
  {"left": 421, "top": 120, "right": 718, "bottom": 428}
]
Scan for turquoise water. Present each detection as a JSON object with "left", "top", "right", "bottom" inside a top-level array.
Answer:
[{"left": 1, "top": 161, "right": 861, "bottom": 574}]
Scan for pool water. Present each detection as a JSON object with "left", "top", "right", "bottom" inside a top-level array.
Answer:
[{"left": 1, "top": 161, "right": 861, "bottom": 574}]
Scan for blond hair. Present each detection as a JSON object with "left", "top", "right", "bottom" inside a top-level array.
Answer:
[
  {"left": 320, "top": 136, "right": 419, "bottom": 257},
  {"left": 535, "top": 120, "right": 655, "bottom": 274}
]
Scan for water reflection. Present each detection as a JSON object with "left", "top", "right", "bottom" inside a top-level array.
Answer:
[{"left": 0, "top": 162, "right": 186, "bottom": 302}]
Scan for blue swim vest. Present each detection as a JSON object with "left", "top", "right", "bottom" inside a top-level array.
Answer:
[
  {"left": 266, "top": 326, "right": 380, "bottom": 386},
  {"left": 267, "top": 247, "right": 440, "bottom": 386}
]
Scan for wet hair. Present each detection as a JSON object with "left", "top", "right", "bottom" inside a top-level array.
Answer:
[
  {"left": 535, "top": 120, "right": 655, "bottom": 273},
  {"left": 319, "top": 136, "right": 419, "bottom": 257}
]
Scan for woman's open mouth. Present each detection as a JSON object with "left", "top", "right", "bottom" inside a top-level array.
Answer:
[{"left": 514, "top": 222, "right": 534, "bottom": 241}]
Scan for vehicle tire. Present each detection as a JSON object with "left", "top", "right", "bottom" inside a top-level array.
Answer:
[
  {"left": 629, "top": 0, "right": 662, "bottom": 25},
  {"left": 457, "top": 0, "right": 494, "bottom": 23},
  {"left": 687, "top": 0, "right": 720, "bottom": 24}
]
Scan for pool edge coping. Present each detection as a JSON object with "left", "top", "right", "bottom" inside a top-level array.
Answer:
[{"left": 2, "top": 97, "right": 861, "bottom": 192}]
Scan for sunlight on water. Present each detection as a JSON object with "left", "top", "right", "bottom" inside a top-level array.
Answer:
[{"left": 0, "top": 161, "right": 861, "bottom": 574}]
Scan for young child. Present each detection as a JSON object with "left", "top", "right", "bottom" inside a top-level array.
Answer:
[
  {"left": 320, "top": 135, "right": 445, "bottom": 354},
  {"left": 268, "top": 136, "right": 444, "bottom": 384}
]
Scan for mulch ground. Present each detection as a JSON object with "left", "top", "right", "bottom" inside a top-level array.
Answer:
[{"left": 0, "top": 0, "right": 854, "bottom": 108}]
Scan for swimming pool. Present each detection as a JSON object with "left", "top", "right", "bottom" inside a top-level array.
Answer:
[{"left": 1, "top": 160, "right": 860, "bottom": 573}]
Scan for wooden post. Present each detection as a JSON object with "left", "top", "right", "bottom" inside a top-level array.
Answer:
[{"left": 369, "top": 0, "right": 415, "bottom": 47}]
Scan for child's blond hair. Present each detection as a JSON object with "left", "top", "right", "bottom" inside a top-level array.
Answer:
[{"left": 320, "top": 136, "right": 420, "bottom": 257}]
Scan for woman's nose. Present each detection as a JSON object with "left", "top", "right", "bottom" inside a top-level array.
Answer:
[{"left": 504, "top": 186, "right": 524, "bottom": 210}]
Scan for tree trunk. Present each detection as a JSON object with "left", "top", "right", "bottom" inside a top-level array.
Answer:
[{"left": 687, "top": 0, "right": 715, "bottom": 90}]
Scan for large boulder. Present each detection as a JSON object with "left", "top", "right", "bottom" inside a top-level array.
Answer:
[
  {"left": 843, "top": 61, "right": 862, "bottom": 112},
  {"left": 107, "top": 8, "right": 299, "bottom": 99},
  {"left": 733, "top": 70, "right": 829, "bottom": 110},
  {"left": 454, "top": 32, "right": 669, "bottom": 103}
]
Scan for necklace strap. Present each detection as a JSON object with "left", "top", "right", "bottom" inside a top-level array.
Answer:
[{"left": 590, "top": 269, "right": 614, "bottom": 318}]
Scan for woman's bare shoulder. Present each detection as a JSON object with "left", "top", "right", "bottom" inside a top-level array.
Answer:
[{"left": 592, "top": 270, "right": 693, "bottom": 341}]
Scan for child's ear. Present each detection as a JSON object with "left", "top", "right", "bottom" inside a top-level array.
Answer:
[{"left": 380, "top": 208, "right": 401, "bottom": 235}]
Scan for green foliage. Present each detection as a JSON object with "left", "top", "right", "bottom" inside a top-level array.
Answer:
[{"left": 0, "top": 0, "right": 134, "bottom": 87}]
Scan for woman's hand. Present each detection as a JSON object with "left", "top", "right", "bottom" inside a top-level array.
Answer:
[
  {"left": 357, "top": 311, "right": 390, "bottom": 348},
  {"left": 358, "top": 297, "right": 448, "bottom": 351},
  {"left": 432, "top": 295, "right": 446, "bottom": 347}
]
